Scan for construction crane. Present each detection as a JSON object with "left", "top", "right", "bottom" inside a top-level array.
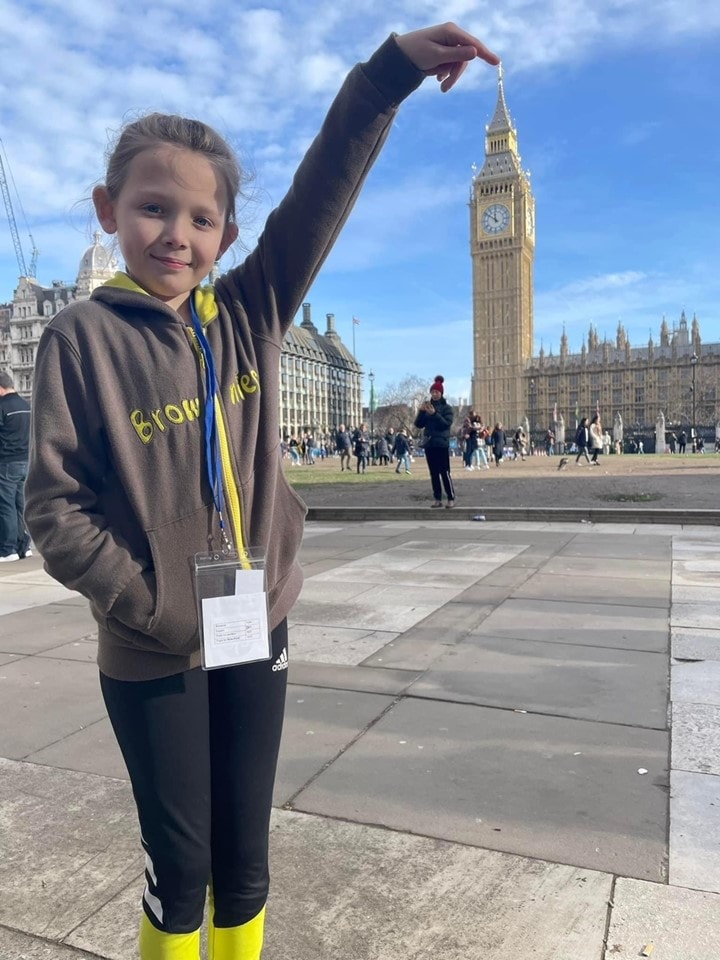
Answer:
[{"left": 0, "top": 140, "right": 38, "bottom": 279}]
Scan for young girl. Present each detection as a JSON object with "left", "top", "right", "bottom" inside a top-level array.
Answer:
[{"left": 25, "top": 23, "right": 498, "bottom": 960}]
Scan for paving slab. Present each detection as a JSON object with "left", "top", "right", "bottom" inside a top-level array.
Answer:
[
  {"left": 673, "top": 584, "right": 720, "bottom": 605},
  {"left": 264, "top": 810, "right": 612, "bottom": 960},
  {"left": 473, "top": 597, "right": 669, "bottom": 653},
  {"left": 0, "top": 581, "right": 78, "bottom": 617},
  {"left": 289, "top": 622, "right": 399, "bottom": 665},
  {"left": 672, "top": 627, "right": 720, "bottom": 662},
  {"left": 513, "top": 572, "right": 669, "bottom": 607},
  {"left": 302, "top": 524, "right": 344, "bottom": 538},
  {"left": 673, "top": 544, "right": 720, "bottom": 560},
  {"left": 534, "top": 555, "right": 670, "bottom": 581},
  {"left": 672, "top": 660, "right": 720, "bottom": 707},
  {"left": 0, "top": 601, "right": 97, "bottom": 655},
  {"left": 0, "top": 656, "right": 107, "bottom": 759},
  {"left": 458, "top": 564, "right": 534, "bottom": 591},
  {"left": 358, "top": 601, "right": 498, "bottom": 672},
  {"left": 293, "top": 698, "right": 669, "bottom": 880},
  {"left": 670, "top": 769, "right": 720, "bottom": 893},
  {"left": 605, "top": 877, "right": 720, "bottom": 960},
  {"left": 672, "top": 601, "right": 720, "bottom": 630},
  {"left": 25, "top": 716, "right": 127, "bottom": 780},
  {"left": 411, "top": 634, "right": 668, "bottom": 728},
  {"left": 0, "top": 928, "right": 99, "bottom": 959},
  {"left": 291, "top": 593, "right": 451, "bottom": 634},
  {"left": 36, "top": 639, "right": 98, "bottom": 662},
  {"left": 671, "top": 702, "right": 720, "bottom": 775},
  {"left": 0, "top": 758, "right": 142, "bottom": 940},
  {"left": 274, "top": 685, "right": 394, "bottom": 806},
  {"left": 672, "top": 559, "right": 720, "bottom": 586},
  {"left": 64, "top": 874, "right": 144, "bottom": 960},
  {"left": 288, "top": 662, "right": 421, "bottom": 696},
  {"left": 556, "top": 535, "right": 672, "bottom": 560}
]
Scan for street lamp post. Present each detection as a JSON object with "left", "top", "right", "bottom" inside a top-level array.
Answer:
[
  {"left": 529, "top": 378, "right": 536, "bottom": 454},
  {"left": 690, "top": 353, "right": 698, "bottom": 452},
  {"left": 368, "top": 370, "right": 375, "bottom": 464}
]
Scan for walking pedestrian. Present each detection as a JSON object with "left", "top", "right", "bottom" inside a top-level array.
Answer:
[
  {"left": 393, "top": 429, "right": 412, "bottom": 474},
  {"left": 575, "top": 417, "right": 591, "bottom": 464},
  {"left": 589, "top": 414, "right": 603, "bottom": 465},
  {"left": 335, "top": 424, "right": 352, "bottom": 471}
]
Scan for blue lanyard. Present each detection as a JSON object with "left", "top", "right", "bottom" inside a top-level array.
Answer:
[{"left": 189, "top": 298, "right": 230, "bottom": 546}]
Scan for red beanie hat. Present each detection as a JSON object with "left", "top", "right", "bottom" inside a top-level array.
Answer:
[{"left": 430, "top": 375, "right": 444, "bottom": 395}]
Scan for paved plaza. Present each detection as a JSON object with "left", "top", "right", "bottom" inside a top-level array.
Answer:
[{"left": 2, "top": 517, "right": 720, "bottom": 958}]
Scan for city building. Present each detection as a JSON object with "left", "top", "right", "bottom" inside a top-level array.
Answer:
[
  {"left": 2, "top": 232, "right": 118, "bottom": 396},
  {"left": 470, "top": 69, "right": 716, "bottom": 444},
  {"left": 279, "top": 303, "right": 362, "bottom": 441},
  {"left": 0, "top": 239, "right": 362, "bottom": 432}
]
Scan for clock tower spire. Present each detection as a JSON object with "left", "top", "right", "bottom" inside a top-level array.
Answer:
[{"left": 470, "top": 66, "right": 535, "bottom": 428}]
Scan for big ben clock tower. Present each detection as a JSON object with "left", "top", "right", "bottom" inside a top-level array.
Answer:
[{"left": 470, "top": 65, "right": 535, "bottom": 428}]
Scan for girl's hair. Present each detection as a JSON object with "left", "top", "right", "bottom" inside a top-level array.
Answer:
[{"left": 104, "top": 113, "right": 241, "bottom": 224}]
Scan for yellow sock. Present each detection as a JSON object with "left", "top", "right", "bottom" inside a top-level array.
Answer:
[
  {"left": 208, "top": 906, "right": 266, "bottom": 960},
  {"left": 139, "top": 913, "right": 201, "bottom": 959}
]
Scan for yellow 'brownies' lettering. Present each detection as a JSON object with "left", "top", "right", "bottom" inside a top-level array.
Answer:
[{"left": 129, "top": 398, "right": 201, "bottom": 444}]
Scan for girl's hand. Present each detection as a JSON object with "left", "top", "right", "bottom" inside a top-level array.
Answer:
[{"left": 395, "top": 22, "right": 500, "bottom": 93}]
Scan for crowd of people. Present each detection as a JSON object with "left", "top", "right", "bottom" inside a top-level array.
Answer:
[{"left": 281, "top": 424, "right": 418, "bottom": 474}]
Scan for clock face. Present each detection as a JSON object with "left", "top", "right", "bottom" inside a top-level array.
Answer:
[{"left": 482, "top": 203, "right": 511, "bottom": 235}]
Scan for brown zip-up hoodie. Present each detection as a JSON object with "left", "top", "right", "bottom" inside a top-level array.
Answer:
[{"left": 25, "top": 36, "right": 423, "bottom": 681}]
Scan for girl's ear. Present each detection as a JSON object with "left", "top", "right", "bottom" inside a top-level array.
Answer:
[
  {"left": 218, "top": 222, "right": 239, "bottom": 259},
  {"left": 92, "top": 186, "right": 118, "bottom": 234}
]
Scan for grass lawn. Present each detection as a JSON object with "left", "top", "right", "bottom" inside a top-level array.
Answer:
[{"left": 284, "top": 456, "right": 428, "bottom": 486}]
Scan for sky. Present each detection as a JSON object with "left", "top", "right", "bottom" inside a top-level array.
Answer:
[{"left": 1, "top": 0, "right": 719, "bottom": 404}]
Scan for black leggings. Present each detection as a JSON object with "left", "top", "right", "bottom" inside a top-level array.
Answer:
[
  {"left": 425, "top": 446, "right": 455, "bottom": 502},
  {"left": 100, "top": 620, "right": 288, "bottom": 934}
]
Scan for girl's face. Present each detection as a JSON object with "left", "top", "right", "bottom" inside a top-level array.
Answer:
[
  {"left": 93, "top": 145, "right": 238, "bottom": 316},
  {"left": 430, "top": 389, "right": 442, "bottom": 401}
]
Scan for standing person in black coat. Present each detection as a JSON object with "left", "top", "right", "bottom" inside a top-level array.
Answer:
[
  {"left": 414, "top": 375, "right": 456, "bottom": 508},
  {"left": 0, "top": 372, "right": 32, "bottom": 561},
  {"left": 575, "top": 417, "right": 591, "bottom": 464},
  {"left": 352, "top": 423, "right": 371, "bottom": 473},
  {"left": 490, "top": 422, "right": 506, "bottom": 466}
]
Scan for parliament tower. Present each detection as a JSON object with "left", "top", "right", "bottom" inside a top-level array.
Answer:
[{"left": 470, "top": 65, "right": 535, "bottom": 428}]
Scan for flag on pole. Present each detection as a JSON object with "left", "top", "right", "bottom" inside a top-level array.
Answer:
[
  {"left": 595, "top": 398, "right": 600, "bottom": 418},
  {"left": 352, "top": 316, "right": 360, "bottom": 325},
  {"left": 574, "top": 402, "right": 580, "bottom": 427},
  {"left": 552, "top": 401, "right": 558, "bottom": 423}
]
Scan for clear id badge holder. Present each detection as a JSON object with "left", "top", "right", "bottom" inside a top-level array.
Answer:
[{"left": 194, "top": 550, "right": 271, "bottom": 670}]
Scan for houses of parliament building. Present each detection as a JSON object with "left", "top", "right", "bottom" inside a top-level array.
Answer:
[{"left": 471, "top": 68, "right": 716, "bottom": 440}]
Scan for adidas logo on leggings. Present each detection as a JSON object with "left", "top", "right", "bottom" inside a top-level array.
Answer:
[{"left": 272, "top": 647, "right": 289, "bottom": 671}]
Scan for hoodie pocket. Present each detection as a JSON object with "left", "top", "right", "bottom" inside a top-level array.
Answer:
[{"left": 145, "top": 504, "right": 215, "bottom": 654}]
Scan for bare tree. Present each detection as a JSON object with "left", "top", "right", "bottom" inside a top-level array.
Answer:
[{"left": 380, "top": 375, "right": 428, "bottom": 411}]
